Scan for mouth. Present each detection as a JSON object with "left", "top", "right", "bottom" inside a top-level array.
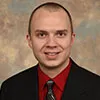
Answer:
[
  {"left": 44, "top": 52, "right": 60, "bottom": 55},
  {"left": 44, "top": 52, "right": 60, "bottom": 59}
]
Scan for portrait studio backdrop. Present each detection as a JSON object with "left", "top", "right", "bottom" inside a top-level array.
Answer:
[{"left": 0, "top": 0, "right": 100, "bottom": 85}]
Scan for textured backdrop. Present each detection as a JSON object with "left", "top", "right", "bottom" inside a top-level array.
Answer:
[{"left": 0, "top": 0, "right": 100, "bottom": 85}]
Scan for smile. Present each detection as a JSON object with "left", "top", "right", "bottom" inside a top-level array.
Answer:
[{"left": 44, "top": 52, "right": 60, "bottom": 55}]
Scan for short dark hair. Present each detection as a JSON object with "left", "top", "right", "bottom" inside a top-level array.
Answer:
[{"left": 28, "top": 2, "right": 73, "bottom": 35}]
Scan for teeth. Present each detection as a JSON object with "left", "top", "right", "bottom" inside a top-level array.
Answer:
[{"left": 45, "top": 52, "right": 58, "bottom": 55}]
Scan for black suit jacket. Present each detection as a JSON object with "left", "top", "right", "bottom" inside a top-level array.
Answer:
[{"left": 0, "top": 59, "right": 100, "bottom": 100}]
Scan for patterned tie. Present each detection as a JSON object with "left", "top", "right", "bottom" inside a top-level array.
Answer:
[{"left": 46, "top": 80, "right": 56, "bottom": 100}]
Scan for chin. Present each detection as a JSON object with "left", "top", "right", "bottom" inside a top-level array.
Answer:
[{"left": 42, "top": 62, "right": 62, "bottom": 69}]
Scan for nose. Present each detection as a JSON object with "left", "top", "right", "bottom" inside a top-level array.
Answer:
[{"left": 46, "top": 35, "right": 57, "bottom": 48}]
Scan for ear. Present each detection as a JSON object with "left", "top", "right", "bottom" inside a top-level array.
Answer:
[
  {"left": 26, "top": 33, "right": 32, "bottom": 48},
  {"left": 71, "top": 33, "right": 75, "bottom": 45}
]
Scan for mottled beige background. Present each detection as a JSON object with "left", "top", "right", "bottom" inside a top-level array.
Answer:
[{"left": 0, "top": 0, "right": 100, "bottom": 85}]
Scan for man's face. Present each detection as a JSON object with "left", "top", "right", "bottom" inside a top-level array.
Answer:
[{"left": 27, "top": 8, "right": 75, "bottom": 70}]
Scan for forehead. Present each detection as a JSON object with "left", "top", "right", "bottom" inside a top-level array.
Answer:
[
  {"left": 30, "top": 8, "right": 71, "bottom": 33},
  {"left": 32, "top": 7, "right": 69, "bottom": 22}
]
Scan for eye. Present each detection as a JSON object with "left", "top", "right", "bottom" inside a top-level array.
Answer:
[
  {"left": 56, "top": 32, "right": 67, "bottom": 38},
  {"left": 37, "top": 32, "right": 47, "bottom": 38}
]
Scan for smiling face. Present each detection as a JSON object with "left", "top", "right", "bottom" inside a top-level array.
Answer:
[{"left": 27, "top": 8, "right": 75, "bottom": 74}]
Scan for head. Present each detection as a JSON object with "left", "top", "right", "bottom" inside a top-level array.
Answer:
[{"left": 26, "top": 2, "right": 75, "bottom": 75}]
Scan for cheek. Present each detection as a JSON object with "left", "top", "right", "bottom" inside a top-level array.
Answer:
[
  {"left": 31, "top": 39, "right": 45, "bottom": 52},
  {"left": 58, "top": 38, "right": 72, "bottom": 49}
]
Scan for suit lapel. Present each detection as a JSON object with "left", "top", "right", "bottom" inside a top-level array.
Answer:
[{"left": 62, "top": 59, "right": 88, "bottom": 100}]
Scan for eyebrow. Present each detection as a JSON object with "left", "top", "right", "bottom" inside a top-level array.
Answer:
[
  {"left": 35, "top": 30, "right": 48, "bottom": 33},
  {"left": 35, "top": 29, "right": 68, "bottom": 33},
  {"left": 56, "top": 29, "right": 68, "bottom": 33}
]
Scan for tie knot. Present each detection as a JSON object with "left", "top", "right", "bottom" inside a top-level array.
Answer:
[{"left": 46, "top": 80, "right": 54, "bottom": 90}]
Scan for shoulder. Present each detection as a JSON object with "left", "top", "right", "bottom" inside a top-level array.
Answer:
[
  {"left": 71, "top": 59, "right": 100, "bottom": 98},
  {"left": 1, "top": 64, "right": 38, "bottom": 88},
  {"left": 70, "top": 58, "right": 100, "bottom": 91},
  {"left": 66, "top": 58, "right": 100, "bottom": 99},
  {"left": 0, "top": 65, "right": 39, "bottom": 100},
  {"left": 71, "top": 58, "right": 100, "bottom": 75},
  {"left": 70, "top": 58, "right": 100, "bottom": 83}
]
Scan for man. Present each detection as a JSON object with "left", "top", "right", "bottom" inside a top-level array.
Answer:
[{"left": 0, "top": 2, "right": 100, "bottom": 100}]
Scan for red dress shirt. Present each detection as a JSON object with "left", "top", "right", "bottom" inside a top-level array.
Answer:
[{"left": 38, "top": 60, "right": 71, "bottom": 100}]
